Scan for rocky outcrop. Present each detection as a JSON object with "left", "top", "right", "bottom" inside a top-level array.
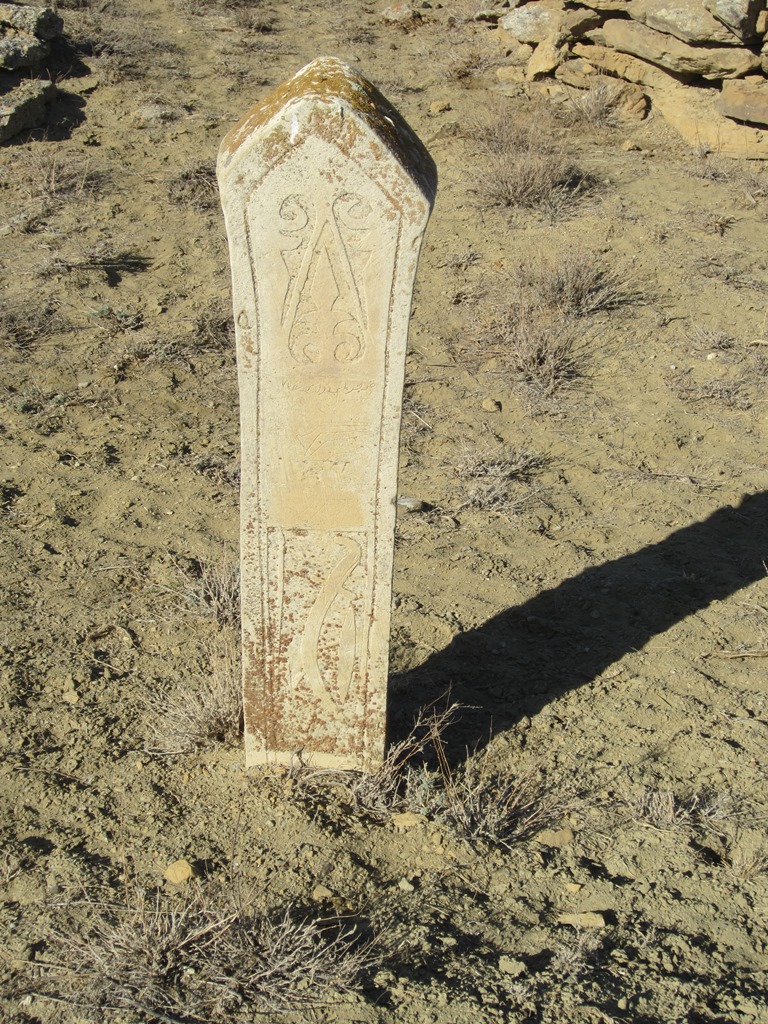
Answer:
[
  {"left": 0, "top": 5, "right": 61, "bottom": 142},
  {"left": 704, "top": 0, "right": 763, "bottom": 41},
  {"left": 720, "top": 74, "right": 768, "bottom": 120},
  {"left": 627, "top": 0, "right": 741, "bottom": 44},
  {"left": 493, "top": 0, "right": 768, "bottom": 157},
  {"left": 499, "top": 2, "right": 601, "bottom": 44},
  {"left": 0, "top": 78, "right": 55, "bottom": 143},
  {"left": 596, "top": 17, "right": 761, "bottom": 78}
]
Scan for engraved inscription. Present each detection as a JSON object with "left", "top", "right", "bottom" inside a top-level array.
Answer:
[
  {"left": 300, "top": 535, "right": 362, "bottom": 712},
  {"left": 269, "top": 529, "right": 370, "bottom": 719},
  {"left": 278, "top": 191, "right": 374, "bottom": 366}
]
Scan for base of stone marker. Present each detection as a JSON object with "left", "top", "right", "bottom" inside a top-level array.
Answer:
[{"left": 245, "top": 734, "right": 380, "bottom": 772}]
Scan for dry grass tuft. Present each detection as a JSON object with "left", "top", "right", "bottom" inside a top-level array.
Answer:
[
  {"left": 468, "top": 101, "right": 590, "bottom": 215},
  {"left": 728, "top": 833, "right": 768, "bottom": 880},
  {"left": 15, "top": 151, "right": 104, "bottom": 209},
  {"left": 290, "top": 702, "right": 559, "bottom": 849},
  {"left": 561, "top": 79, "right": 621, "bottom": 129},
  {"left": 431, "top": 745, "right": 559, "bottom": 848},
  {"left": 193, "top": 302, "right": 236, "bottom": 351},
  {"left": 455, "top": 439, "right": 546, "bottom": 518},
  {"left": 550, "top": 928, "right": 604, "bottom": 981},
  {"left": 686, "top": 323, "right": 734, "bottom": 352},
  {"left": 38, "top": 882, "right": 377, "bottom": 1020},
  {"left": 626, "top": 786, "right": 738, "bottom": 835},
  {"left": 515, "top": 249, "right": 634, "bottom": 318},
  {"left": 471, "top": 298, "right": 585, "bottom": 396},
  {"left": 144, "top": 640, "right": 241, "bottom": 755},
  {"left": 669, "top": 369, "right": 753, "bottom": 411},
  {"left": 0, "top": 303, "right": 66, "bottom": 351},
  {"left": 173, "top": 553, "right": 241, "bottom": 628},
  {"left": 289, "top": 701, "right": 462, "bottom": 822},
  {"left": 168, "top": 161, "right": 219, "bottom": 212}
]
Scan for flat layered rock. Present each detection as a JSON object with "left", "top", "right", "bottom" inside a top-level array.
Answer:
[
  {"left": 499, "top": 1, "right": 600, "bottom": 44},
  {"left": 573, "top": 41, "right": 692, "bottom": 86},
  {"left": 0, "top": 3, "right": 62, "bottom": 40},
  {"left": 577, "top": 43, "right": 768, "bottom": 155},
  {"left": 600, "top": 18, "right": 761, "bottom": 78},
  {"left": 704, "top": 0, "right": 763, "bottom": 41},
  {"left": 0, "top": 29, "right": 48, "bottom": 69},
  {"left": 0, "top": 78, "right": 55, "bottom": 142},
  {"left": 627, "top": 0, "right": 740, "bottom": 45},
  {"left": 720, "top": 76, "right": 768, "bottom": 125},
  {"left": 218, "top": 58, "right": 436, "bottom": 770}
]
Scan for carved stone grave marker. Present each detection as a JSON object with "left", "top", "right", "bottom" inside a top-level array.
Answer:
[{"left": 217, "top": 57, "right": 436, "bottom": 770}]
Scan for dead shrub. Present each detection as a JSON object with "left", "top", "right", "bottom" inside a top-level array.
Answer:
[
  {"left": 431, "top": 744, "right": 559, "bottom": 848},
  {"left": 288, "top": 701, "right": 463, "bottom": 823},
  {"left": 455, "top": 439, "right": 546, "bottom": 518},
  {"left": 440, "top": 45, "right": 498, "bottom": 83},
  {"left": 686, "top": 323, "right": 734, "bottom": 352},
  {"left": 193, "top": 302, "right": 236, "bottom": 351},
  {"left": 168, "top": 161, "right": 218, "bottom": 212},
  {"left": 173, "top": 552, "right": 241, "bottom": 628},
  {"left": 144, "top": 640, "right": 241, "bottom": 755},
  {"left": 38, "top": 883, "right": 377, "bottom": 1020},
  {"left": 561, "top": 79, "right": 621, "bottom": 129},
  {"left": 626, "top": 786, "right": 738, "bottom": 835},
  {"left": 289, "top": 701, "right": 560, "bottom": 849},
  {"left": 73, "top": 14, "right": 180, "bottom": 82},
  {"left": 468, "top": 101, "right": 589, "bottom": 215},
  {"left": 0, "top": 303, "right": 66, "bottom": 351},
  {"left": 17, "top": 151, "right": 104, "bottom": 207},
  {"left": 515, "top": 249, "right": 633, "bottom": 317},
  {"left": 728, "top": 833, "right": 768, "bottom": 880},
  {"left": 550, "top": 928, "right": 604, "bottom": 982},
  {"left": 472, "top": 299, "right": 585, "bottom": 396},
  {"left": 477, "top": 148, "right": 585, "bottom": 214},
  {"left": 669, "top": 369, "right": 753, "bottom": 411}
]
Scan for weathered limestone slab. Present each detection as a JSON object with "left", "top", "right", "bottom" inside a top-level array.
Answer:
[
  {"left": 599, "top": 18, "right": 761, "bottom": 78},
  {"left": 0, "top": 29, "right": 48, "bottom": 69},
  {"left": 499, "top": 2, "right": 600, "bottom": 44},
  {"left": 217, "top": 58, "right": 436, "bottom": 770},
  {"left": 720, "top": 76, "right": 768, "bottom": 126},
  {"left": 574, "top": 42, "right": 768, "bottom": 155},
  {"left": 627, "top": 0, "right": 740, "bottom": 45},
  {"left": 0, "top": 4, "right": 62, "bottom": 40},
  {"left": 704, "top": 0, "right": 763, "bottom": 41},
  {"left": 0, "top": 79, "right": 55, "bottom": 143}
]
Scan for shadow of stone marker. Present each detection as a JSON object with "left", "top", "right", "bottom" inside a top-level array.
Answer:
[{"left": 217, "top": 57, "right": 437, "bottom": 771}]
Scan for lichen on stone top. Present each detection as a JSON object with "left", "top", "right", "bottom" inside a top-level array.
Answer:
[{"left": 218, "top": 57, "right": 437, "bottom": 202}]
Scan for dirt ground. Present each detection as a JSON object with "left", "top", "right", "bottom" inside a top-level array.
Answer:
[{"left": 2, "top": 1, "right": 768, "bottom": 1021}]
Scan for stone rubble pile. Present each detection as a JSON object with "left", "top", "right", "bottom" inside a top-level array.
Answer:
[
  {"left": 490, "top": 0, "right": 768, "bottom": 156},
  {"left": 1, "top": 3, "right": 62, "bottom": 143}
]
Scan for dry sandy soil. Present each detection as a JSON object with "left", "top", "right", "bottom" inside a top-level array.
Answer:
[{"left": 2, "top": 1, "right": 768, "bottom": 1022}]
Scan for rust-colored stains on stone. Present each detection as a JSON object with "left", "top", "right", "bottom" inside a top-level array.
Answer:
[{"left": 217, "top": 58, "right": 435, "bottom": 772}]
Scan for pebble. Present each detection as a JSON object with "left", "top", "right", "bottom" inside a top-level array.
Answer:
[
  {"left": 391, "top": 811, "right": 426, "bottom": 829},
  {"left": 481, "top": 397, "right": 502, "bottom": 412},
  {"left": 397, "top": 496, "right": 427, "bottom": 513},
  {"left": 557, "top": 911, "right": 606, "bottom": 929},
  {"left": 429, "top": 99, "right": 451, "bottom": 114},
  {"left": 535, "top": 827, "right": 574, "bottom": 848},
  {"left": 398, "top": 876, "right": 416, "bottom": 892},
  {"left": 163, "top": 858, "right": 195, "bottom": 884},
  {"left": 312, "top": 883, "right": 333, "bottom": 900},
  {"left": 498, "top": 955, "right": 526, "bottom": 977}
]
